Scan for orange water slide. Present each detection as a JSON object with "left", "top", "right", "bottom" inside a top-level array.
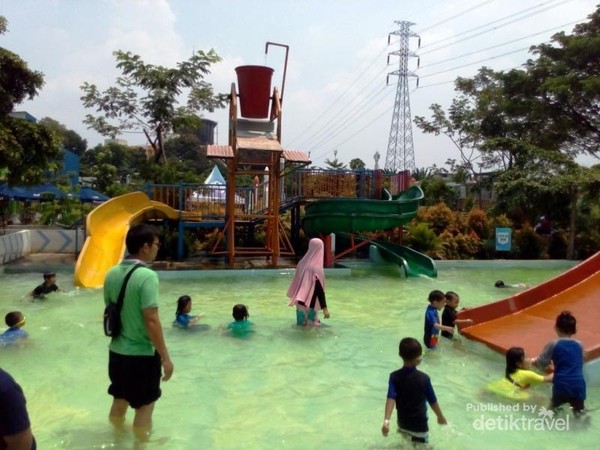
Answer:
[
  {"left": 457, "top": 252, "right": 600, "bottom": 366},
  {"left": 74, "top": 191, "right": 197, "bottom": 288}
]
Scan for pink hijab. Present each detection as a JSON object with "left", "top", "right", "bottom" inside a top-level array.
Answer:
[{"left": 287, "top": 238, "right": 326, "bottom": 311}]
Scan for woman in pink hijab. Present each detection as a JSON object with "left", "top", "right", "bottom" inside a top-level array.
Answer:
[{"left": 287, "top": 238, "right": 331, "bottom": 326}]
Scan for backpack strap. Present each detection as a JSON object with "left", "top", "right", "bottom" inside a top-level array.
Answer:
[{"left": 115, "top": 263, "right": 144, "bottom": 312}]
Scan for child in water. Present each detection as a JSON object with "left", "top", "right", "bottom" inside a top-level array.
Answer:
[
  {"left": 30, "top": 271, "right": 61, "bottom": 298},
  {"left": 381, "top": 337, "right": 447, "bottom": 444},
  {"left": 488, "top": 347, "right": 552, "bottom": 400},
  {"left": 228, "top": 304, "right": 254, "bottom": 335},
  {"left": 533, "top": 311, "right": 587, "bottom": 415},
  {"left": 173, "top": 295, "right": 202, "bottom": 328},
  {"left": 494, "top": 280, "right": 527, "bottom": 289},
  {"left": 423, "top": 290, "right": 454, "bottom": 349},
  {"left": 0, "top": 311, "right": 28, "bottom": 346},
  {"left": 441, "top": 291, "right": 473, "bottom": 339},
  {"left": 505, "top": 347, "right": 553, "bottom": 388}
]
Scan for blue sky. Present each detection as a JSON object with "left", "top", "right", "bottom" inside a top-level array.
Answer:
[{"left": 3, "top": 0, "right": 598, "bottom": 170}]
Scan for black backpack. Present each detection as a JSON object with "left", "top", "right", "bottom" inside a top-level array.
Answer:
[{"left": 103, "top": 264, "right": 143, "bottom": 337}]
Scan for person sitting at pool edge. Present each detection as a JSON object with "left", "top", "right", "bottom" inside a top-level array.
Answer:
[
  {"left": 0, "top": 311, "right": 28, "bottom": 346},
  {"left": 30, "top": 271, "right": 61, "bottom": 298}
]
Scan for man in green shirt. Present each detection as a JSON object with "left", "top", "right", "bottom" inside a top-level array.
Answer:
[{"left": 104, "top": 223, "right": 173, "bottom": 441}]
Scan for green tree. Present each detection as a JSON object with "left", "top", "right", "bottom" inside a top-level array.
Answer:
[
  {"left": 324, "top": 150, "right": 347, "bottom": 170},
  {"left": 81, "top": 49, "right": 227, "bottom": 164},
  {"left": 0, "top": 16, "right": 62, "bottom": 185},
  {"left": 523, "top": 7, "right": 600, "bottom": 156},
  {"left": 349, "top": 158, "right": 365, "bottom": 170},
  {"left": 164, "top": 132, "right": 211, "bottom": 177},
  {"left": 39, "top": 117, "right": 87, "bottom": 155}
]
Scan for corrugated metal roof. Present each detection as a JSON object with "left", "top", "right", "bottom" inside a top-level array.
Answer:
[
  {"left": 206, "top": 145, "right": 234, "bottom": 159},
  {"left": 283, "top": 150, "right": 311, "bottom": 163}
]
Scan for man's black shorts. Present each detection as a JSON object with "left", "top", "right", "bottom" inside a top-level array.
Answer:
[{"left": 108, "top": 351, "right": 161, "bottom": 409}]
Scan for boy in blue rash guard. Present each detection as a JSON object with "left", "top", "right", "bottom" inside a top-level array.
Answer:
[
  {"left": 533, "top": 311, "right": 587, "bottom": 416},
  {"left": 423, "top": 290, "right": 454, "bottom": 349},
  {"left": 381, "top": 337, "right": 447, "bottom": 444},
  {"left": 0, "top": 311, "right": 28, "bottom": 346}
]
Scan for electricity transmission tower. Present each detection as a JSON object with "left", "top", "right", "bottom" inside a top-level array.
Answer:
[{"left": 384, "top": 21, "right": 419, "bottom": 174}]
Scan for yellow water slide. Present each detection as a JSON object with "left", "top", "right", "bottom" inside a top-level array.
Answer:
[{"left": 74, "top": 191, "right": 193, "bottom": 288}]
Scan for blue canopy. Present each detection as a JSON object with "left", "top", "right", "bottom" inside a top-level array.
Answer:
[
  {"left": 77, "top": 187, "right": 109, "bottom": 203},
  {"left": 0, "top": 184, "right": 65, "bottom": 201},
  {"left": 0, "top": 184, "right": 109, "bottom": 203}
]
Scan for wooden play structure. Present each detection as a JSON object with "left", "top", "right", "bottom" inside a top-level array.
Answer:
[{"left": 206, "top": 42, "right": 310, "bottom": 267}]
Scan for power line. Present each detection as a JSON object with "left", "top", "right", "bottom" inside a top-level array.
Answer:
[
  {"left": 291, "top": 1, "right": 566, "bottom": 155},
  {"left": 291, "top": 0, "right": 587, "bottom": 166},
  {"left": 419, "top": 0, "right": 575, "bottom": 55},
  {"left": 417, "top": 0, "right": 497, "bottom": 33},
  {"left": 294, "top": 64, "right": 390, "bottom": 150},
  {"left": 419, "top": 18, "right": 583, "bottom": 69},
  {"left": 418, "top": 0, "right": 564, "bottom": 47},
  {"left": 311, "top": 104, "right": 394, "bottom": 165}
]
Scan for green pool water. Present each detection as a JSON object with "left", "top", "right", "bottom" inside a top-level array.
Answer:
[{"left": 1, "top": 261, "right": 597, "bottom": 449}]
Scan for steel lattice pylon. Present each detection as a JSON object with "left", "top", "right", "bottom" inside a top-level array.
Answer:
[{"left": 384, "top": 21, "right": 419, "bottom": 174}]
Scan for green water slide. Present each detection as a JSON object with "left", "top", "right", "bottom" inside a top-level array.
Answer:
[
  {"left": 302, "top": 185, "right": 423, "bottom": 235},
  {"left": 370, "top": 240, "right": 437, "bottom": 277},
  {"left": 302, "top": 185, "right": 437, "bottom": 277}
]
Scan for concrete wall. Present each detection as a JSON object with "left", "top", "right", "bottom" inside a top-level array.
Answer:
[
  {"left": 0, "top": 231, "right": 31, "bottom": 264},
  {"left": 28, "top": 229, "right": 84, "bottom": 253},
  {"left": 0, "top": 229, "right": 84, "bottom": 264}
]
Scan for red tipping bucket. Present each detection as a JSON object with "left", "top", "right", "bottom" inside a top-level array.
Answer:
[{"left": 235, "top": 65, "right": 274, "bottom": 119}]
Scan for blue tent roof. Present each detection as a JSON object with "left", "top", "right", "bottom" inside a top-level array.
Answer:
[
  {"left": 0, "top": 184, "right": 65, "bottom": 201},
  {"left": 77, "top": 187, "right": 109, "bottom": 203},
  {"left": 0, "top": 184, "right": 109, "bottom": 202},
  {"left": 204, "top": 165, "right": 226, "bottom": 185}
]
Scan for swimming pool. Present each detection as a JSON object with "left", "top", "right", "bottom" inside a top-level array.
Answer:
[{"left": 1, "top": 261, "right": 597, "bottom": 449}]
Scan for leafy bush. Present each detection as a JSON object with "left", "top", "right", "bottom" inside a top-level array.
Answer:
[
  {"left": 512, "top": 225, "right": 546, "bottom": 259},
  {"left": 405, "top": 222, "right": 440, "bottom": 254},
  {"left": 466, "top": 208, "right": 489, "bottom": 239},
  {"left": 419, "top": 203, "right": 454, "bottom": 235},
  {"left": 438, "top": 230, "right": 482, "bottom": 259},
  {"left": 547, "top": 231, "right": 567, "bottom": 259}
]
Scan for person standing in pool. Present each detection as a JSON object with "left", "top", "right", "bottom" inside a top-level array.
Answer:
[
  {"left": 423, "top": 290, "right": 454, "bottom": 349},
  {"left": 287, "top": 238, "right": 330, "bottom": 326},
  {"left": 441, "top": 291, "right": 472, "bottom": 339},
  {"left": 104, "top": 223, "right": 174, "bottom": 441},
  {"left": 381, "top": 337, "right": 447, "bottom": 444},
  {"left": 532, "top": 311, "right": 587, "bottom": 416},
  {"left": 0, "top": 368, "right": 36, "bottom": 449}
]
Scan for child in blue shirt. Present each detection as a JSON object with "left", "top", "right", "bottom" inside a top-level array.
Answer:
[
  {"left": 381, "top": 337, "right": 447, "bottom": 443},
  {"left": 227, "top": 304, "right": 254, "bottom": 336},
  {"left": 173, "top": 295, "right": 202, "bottom": 328},
  {"left": 533, "top": 311, "right": 586, "bottom": 415},
  {"left": 0, "top": 311, "right": 28, "bottom": 346},
  {"left": 423, "top": 290, "right": 454, "bottom": 349}
]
